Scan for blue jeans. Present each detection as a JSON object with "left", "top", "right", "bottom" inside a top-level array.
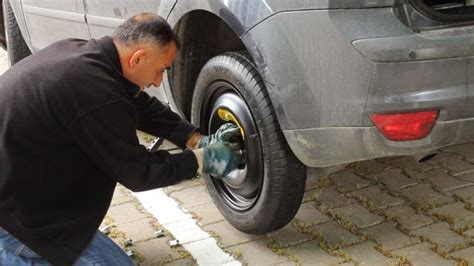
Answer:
[{"left": 0, "top": 227, "right": 134, "bottom": 265}]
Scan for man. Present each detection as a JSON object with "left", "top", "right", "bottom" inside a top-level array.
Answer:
[{"left": 0, "top": 13, "right": 242, "bottom": 265}]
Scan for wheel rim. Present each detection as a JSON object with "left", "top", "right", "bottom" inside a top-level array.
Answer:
[{"left": 202, "top": 81, "right": 264, "bottom": 211}]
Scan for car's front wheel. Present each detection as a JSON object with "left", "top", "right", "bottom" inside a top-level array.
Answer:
[{"left": 191, "top": 52, "right": 306, "bottom": 234}]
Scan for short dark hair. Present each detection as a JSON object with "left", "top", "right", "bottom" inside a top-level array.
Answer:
[{"left": 111, "top": 13, "right": 180, "bottom": 49}]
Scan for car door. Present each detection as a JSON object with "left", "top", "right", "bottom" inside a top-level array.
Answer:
[
  {"left": 21, "top": 0, "right": 90, "bottom": 51},
  {"left": 84, "top": 0, "right": 177, "bottom": 102}
]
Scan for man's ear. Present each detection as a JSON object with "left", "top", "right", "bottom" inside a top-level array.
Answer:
[{"left": 128, "top": 49, "right": 146, "bottom": 70}]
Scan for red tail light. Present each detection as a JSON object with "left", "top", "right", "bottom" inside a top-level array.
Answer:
[{"left": 370, "top": 110, "right": 439, "bottom": 141}]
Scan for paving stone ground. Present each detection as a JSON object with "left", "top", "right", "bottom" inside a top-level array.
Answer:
[
  {"left": 2, "top": 50, "right": 472, "bottom": 265},
  {"left": 101, "top": 142, "right": 474, "bottom": 265}
]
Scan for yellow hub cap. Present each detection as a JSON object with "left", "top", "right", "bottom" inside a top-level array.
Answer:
[{"left": 218, "top": 108, "right": 245, "bottom": 140}]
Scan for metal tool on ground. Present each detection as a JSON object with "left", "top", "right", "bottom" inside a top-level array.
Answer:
[
  {"left": 125, "top": 249, "right": 134, "bottom": 257},
  {"left": 99, "top": 225, "right": 113, "bottom": 235},
  {"left": 123, "top": 238, "right": 133, "bottom": 247},
  {"left": 154, "top": 229, "right": 165, "bottom": 238},
  {"left": 169, "top": 239, "right": 180, "bottom": 247}
]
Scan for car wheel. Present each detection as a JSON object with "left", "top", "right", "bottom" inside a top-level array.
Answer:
[
  {"left": 191, "top": 52, "right": 306, "bottom": 234},
  {"left": 3, "top": 0, "right": 31, "bottom": 65}
]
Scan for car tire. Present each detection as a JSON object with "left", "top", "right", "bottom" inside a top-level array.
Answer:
[
  {"left": 3, "top": 0, "right": 31, "bottom": 65},
  {"left": 191, "top": 52, "right": 306, "bottom": 234}
]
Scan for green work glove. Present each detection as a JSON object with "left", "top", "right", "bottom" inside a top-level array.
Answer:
[
  {"left": 197, "top": 123, "right": 241, "bottom": 150},
  {"left": 193, "top": 141, "right": 242, "bottom": 178}
]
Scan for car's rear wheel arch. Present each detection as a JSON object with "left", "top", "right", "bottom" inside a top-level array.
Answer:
[{"left": 169, "top": 10, "right": 247, "bottom": 120}]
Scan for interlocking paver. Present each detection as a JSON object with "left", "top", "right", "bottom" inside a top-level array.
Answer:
[
  {"left": 293, "top": 202, "right": 332, "bottom": 226},
  {"left": 388, "top": 157, "right": 435, "bottom": 177},
  {"left": 400, "top": 184, "right": 454, "bottom": 210},
  {"left": 343, "top": 242, "right": 397, "bottom": 266},
  {"left": 170, "top": 185, "right": 212, "bottom": 208},
  {"left": 311, "top": 221, "right": 361, "bottom": 248},
  {"left": 443, "top": 143, "right": 474, "bottom": 162},
  {"left": 183, "top": 238, "right": 237, "bottom": 265},
  {"left": 287, "top": 241, "right": 345, "bottom": 265},
  {"left": 368, "top": 169, "right": 418, "bottom": 190},
  {"left": 464, "top": 228, "right": 474, "bottom": 239},
  {"left": 133, "top": 236, "right": 190, "bottom": 264},
  {"left": 385, "top": 204, "right": 433, "bottom": 230},
  {"left": 109, "top": 138, "right": 474, "bottom": 264},
  {"left": 203, "top": 220, "right": 263, "bottom": 248},
  {"left": 276, "top": 262, "right": 296, "bottom": 266},
  {"left": 228, "top": 240, "right": 289, "bottom": 265},
  {"left": 188, "top": 202, "right": 225, "bottom": 226},
  {"left": 431, "top": 202, "right": 474, "bottom": 231},
  {"left": 329, "top": 171, "right": 371, "bottom": 193},
  {"left": 313, "top": 187, "right": 357, "bottom": 211},
  {"left": 430, "top": 151, "right": 455, "bottom": 159},
  {"left": 411, "top": 222, "right": 467, "bottom": 253},
  {"left": 329, "top": 204, "right": 383, "bottom": 229},
  {"left": 115, "top": 218, "right": 157, "bottom": 242},
  {"left": 352, "top": 186, "right": 404, "bottom": 211},
  {"left": 414, "top": 169, "right": 472, "bottom": 192},
  {"left": 302, "top": 189, "right": 318, "bottom": 203},
  {"left": 361, "top": 222, "right": 420, "bottom": 252},
  {"left": 306, "top": 167, "right": 341, "bottom": 189},
  {"left": 391, "top": 242, "right": 454, "bottom": 266},
  {"left": 107, "top": 202, "right": 148, "bottom": 225},
  {"left": 458, "top": 172, "right": 474, "bottom": 182},
  {"left": 430, "top": 156, "right": 474, "bottom": 176},
  {"left": 167, "top": 257, "right": 197, "bottom": 265},
  {"left": 305, "top": 175, "right": 325, "bottom": 190},
  {"left": 268, "top": 224, "right": 309, "bottom": 248},
  {"left": 450, "top": 246, "right": 474, "bottom": 265},
  {"left": 111, "top": 186, "right": 134, "bottom": 206},
  {"left": 350, "top": 160, "right": 387, "bottom": 175}
]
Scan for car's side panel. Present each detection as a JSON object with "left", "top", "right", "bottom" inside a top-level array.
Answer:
[
  {"left": 240, "top": 8, "right": 414, "bottom": 130},
  {"left": 84, "top": 0, "right": 175, "bottom": 38},
  {"left": 167, "top": 0, "right": 395, "bottom": 37},
  {"left": 19, "top": 0, "right": 89, "bottom": 51}
]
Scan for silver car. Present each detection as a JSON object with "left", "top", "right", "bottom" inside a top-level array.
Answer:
[{"left": 2, "top": 0, "right": 474, "bottom": 234}]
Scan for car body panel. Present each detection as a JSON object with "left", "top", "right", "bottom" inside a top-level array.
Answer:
[
  {"left": 240, "top": 8, "right": 474, "bottom": 166},
  {"left": 284, "top": 117, "right": 474, "bottom": 167},
  {"left": 240, "top": 8, "right": 414, "bottom": 130},
  {"left": 167, "top": 0, "right": 397, "bottom": 38},
  {"left": 84, "top": 0, "right": 176, "bottom": 38},
  {"left": 18, "top": 0, "right": 89, "bottom": 51}
]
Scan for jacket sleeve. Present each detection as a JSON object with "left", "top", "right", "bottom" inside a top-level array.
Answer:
[
  {"left": 132, "top": 92, "right": 198, "bottom": 149},
  {"left": 67, "top": 100, "right": 198, "bottom": 192}
]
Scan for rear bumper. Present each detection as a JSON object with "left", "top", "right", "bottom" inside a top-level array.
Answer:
[
  {"left": 243, "top": 8, "right": 474, "bottom": 167},
  {"left": 284, "top": 117, "right": 474, "bottom": 167}
]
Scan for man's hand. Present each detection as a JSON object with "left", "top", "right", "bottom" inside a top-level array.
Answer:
[
  {"left": 197, "top": 123, "right": 241, "bottom": 150},
  {"left": 193, "top": 141, "right": 242, "bottom": 178}
]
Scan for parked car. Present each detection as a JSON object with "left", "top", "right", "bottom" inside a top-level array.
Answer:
[{"left": 3, "top": 0, "right": 474, "bottom": 234}]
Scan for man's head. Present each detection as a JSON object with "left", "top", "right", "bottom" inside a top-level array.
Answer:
[{"left": 111, "top": 13, "right": 180, "bottom": 90}]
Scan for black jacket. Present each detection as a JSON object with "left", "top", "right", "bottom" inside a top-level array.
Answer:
[{"left": 0, "top": 36, "right": 198, "bottom": 265}]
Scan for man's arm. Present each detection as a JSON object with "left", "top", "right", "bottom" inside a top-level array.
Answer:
[
  {"left": 132, "top": 92, "right": 198, "bottom": 149},
  {"left": 68, "top": 100, "right": 198, "bottom": 191}
]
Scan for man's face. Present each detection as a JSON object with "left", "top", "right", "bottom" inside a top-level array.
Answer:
[{"left": 126, "top": 41, "right": 177, "bottom": 90}]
